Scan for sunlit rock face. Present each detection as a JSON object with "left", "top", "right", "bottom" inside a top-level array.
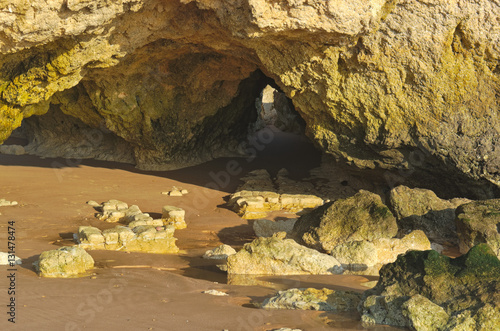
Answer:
[{"left": 1, "top": 1, "right": 499, "bottom": 195}]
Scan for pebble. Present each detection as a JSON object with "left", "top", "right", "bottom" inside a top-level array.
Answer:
[
  {"left": 0, "top": 199, "right": 18, "bottom": 207},
  {"left": 86, "top": 200, "right": 101, "bottom": 207}
]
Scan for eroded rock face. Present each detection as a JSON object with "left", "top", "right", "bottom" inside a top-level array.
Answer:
[
  {"left": 0, "top": 0, "right": 500, "bottom": 194},
  {"left": 358, "top": 244, "right": 500, "bottom": 330},
  {"left": 292, "top": 190, "right": 397, "bottom": 253}
]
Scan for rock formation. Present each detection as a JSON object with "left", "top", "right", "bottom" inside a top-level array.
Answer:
[
  {"left": 0, "top": 0, "right": 499, "bottom": 196},
  {"left": 389, "top": 185, "right": 470, "bottom": 245},
  {"left": 358, "top": 244, "right": 500, "bottom": 330},
  {"left": 455, "top": 199, "right": 500, "bottom": 258}
]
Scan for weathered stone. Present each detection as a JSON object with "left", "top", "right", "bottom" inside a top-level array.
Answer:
[
  {"left": 389, "top": 185, "right": 470, "bottom": 244},
  {"left": 0, "top": 1, "right": 500, "bottom": 197},
  {"left": 161, "top": 205, "right": 186, "bottom": 230},
  {"left": 253, "top": 218, "right": 297, "bottom": 238},
  {"left": 226, "top": 232, "right": 343, "bottom": 275},
  {"left": 358, "top": 244, "right": 500, "bottom": 330},
  {"left": 401, "top": 294, "right": 449, "bottom": 331},
  {"left": 226, "top": 169, "right": 323, "bottom": 219},
  {"left": 261, "top": 288, "right": 361, "bottom": 312},
  {"left": 35, "top": 246, "right": 94, "bottom": 278},
  {"left": 455, "top": 199, "right": 500, "bottom": 258},
  {"left": 0, "top": 252, "right": 21, "bottom": 265},
  {"left": 77, "top": 224, "right": 178, "bottom": 254},
  {"left": 330, "top": 230, "right": 431, "bottom": 270},
  {"left": 169, "top": 190, "right": 183, "bottom": 197},
  {"left": 292, "top": 190, "right": 397, "bottom": 253},
  {"left": 203, "top": 244, "right": 237, "bottom": 260},
  {"left": 86, "top": 200, "right": 101, "bottom": 207},
  {"left": 0, "top": 144, "right": 25, "bottom": 155}
]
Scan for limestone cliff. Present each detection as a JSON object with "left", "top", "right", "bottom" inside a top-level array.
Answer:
[{"left": 0, "top": 0, "right": 499, "bottom": 195}]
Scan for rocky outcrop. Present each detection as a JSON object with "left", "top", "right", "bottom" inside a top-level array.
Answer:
[
  {"left": 455, "top": 199, "right": 500, "bottom": 258},
  {"left": 0, "top": 1, "right": 498, "bottom": 195},
  {"left": 358, "top": 244, "right": 500, "bottom": 330},
  {"left": 261, "top": 288, "right": 361, "bottom": 312},
  {"left": 226, "top": 169, "right": 323, "bottom": 219},
  {"left": 292, "top": 190, "right": 397, "bottom": 253},
  {"left": 77, "top": 224, "right": 179, "bottom": 254},
  {"left": 389, "top": 185, "right": 470, "bottom": 244},
  {"left": 226, "top": 232, "right": 343, "bottom": 275},
  {"left": 35, "top": 246, "right": 94, "bottom": 278}
]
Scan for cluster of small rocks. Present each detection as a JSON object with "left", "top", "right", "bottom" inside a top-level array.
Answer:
[
  {"left": 226, "top": 169, "right": 324, "bottom": 219},
  {"left": 76, "top": 200, "right": 185, "bottom": 253},
  {"left": 161, "top": 187, "right": 189, "bottom": 196}
]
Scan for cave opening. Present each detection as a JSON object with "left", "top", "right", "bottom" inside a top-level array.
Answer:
[{"left": 243, "top": 83, "right": 321, "bottom": 180}]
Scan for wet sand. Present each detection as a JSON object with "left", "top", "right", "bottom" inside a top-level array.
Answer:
[{"left": 0, "top": 132, "right": 401, "bottom": 331}]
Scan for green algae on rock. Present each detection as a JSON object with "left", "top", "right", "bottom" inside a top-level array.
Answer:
[
  {"left": 35, "top": 246, "right": 94, "bottom": 278},
  {"left": 358, "top": 244, "right": 500, "bottom": 330},
  {"left": 455, "top": 199, "right": 500, "bottom": 259},
  {"left": 292, "top": 190, "right": 397, "bottom": 253}
]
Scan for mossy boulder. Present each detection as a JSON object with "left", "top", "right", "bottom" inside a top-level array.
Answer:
[
  {"left": 358, "top": 244, "right": 500, "bottom": 330},
  {"left": 292, "top": 190, "right": 397, "bottom": 253},
  {"left": 35, "top": 246, "right": 94, "bottom": 278},
  {"left": 455, "top": 199, "right": 500, "bottom": 258}
]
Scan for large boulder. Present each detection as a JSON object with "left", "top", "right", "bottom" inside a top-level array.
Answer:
[
  {"left": 253, "top": 218, "right": 297, "bottom": 237},
  {"left": 261, "top": 288, "right": 361, "bottom": 312},
  {"left": 389, "top": 185, "right": 470, "bottom": 244},
  {"left": 455, "top": 199, "right": 500, "bottom": 258},
  {"left": 358, "top": 244, "right": 500, "bottom": 330},
  {"left": 226, "top": 232, "right": 343, "bottom": 275},
  {"left": 292, "top": 190, "right": 398, "bottom": 253},
  {"left": 35, "top": 246, "right": 94, "bottom": 278}
]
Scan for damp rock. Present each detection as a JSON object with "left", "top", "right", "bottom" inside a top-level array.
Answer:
[
  {"left": 35, "top": 246, "right": 94, "bottom": 278},
  {"left": 0, "top": 252, "right": 22, "bottom": 265},
  {"left": 0, "top": 144, "right": 25, "bottom": 155},
  {"left": 358, "top": 244, "right": 500, "bottom": 329},
  {"left": 389, "top": 185, "right": 470, "bottom": 244},
  {"left": 203, "top": 244, "right": 237, "bottom": 259},
  {"left": 162, "top": 205, "right": 186, "bottom": 229},
  {"left": 226, "top": 232, "right": 343, "bottom": 275},
  {"left": 292, "top": 190, "right": 397, "bottom": 253},
  {"left": 261, "top": 288, "right": 361, "bottom": 312},
  {"left": 455, "top": 199, "right": 500, "bottom": 258},
  {"left": 253, "top": 218, "right": 297, "bottom": 237}
]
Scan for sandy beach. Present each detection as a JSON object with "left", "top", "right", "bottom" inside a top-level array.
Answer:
[{"left": 0, "top": 132, "right": 402, "bottom": 331}]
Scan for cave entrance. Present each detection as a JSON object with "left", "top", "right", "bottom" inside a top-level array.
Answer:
[{"left": 244, "top": 84, "right": 321, "bottom": 179}]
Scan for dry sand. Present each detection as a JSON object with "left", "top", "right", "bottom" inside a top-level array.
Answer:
[{"left": 0, "top": 132, "right": 399, "bottom": 331}]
